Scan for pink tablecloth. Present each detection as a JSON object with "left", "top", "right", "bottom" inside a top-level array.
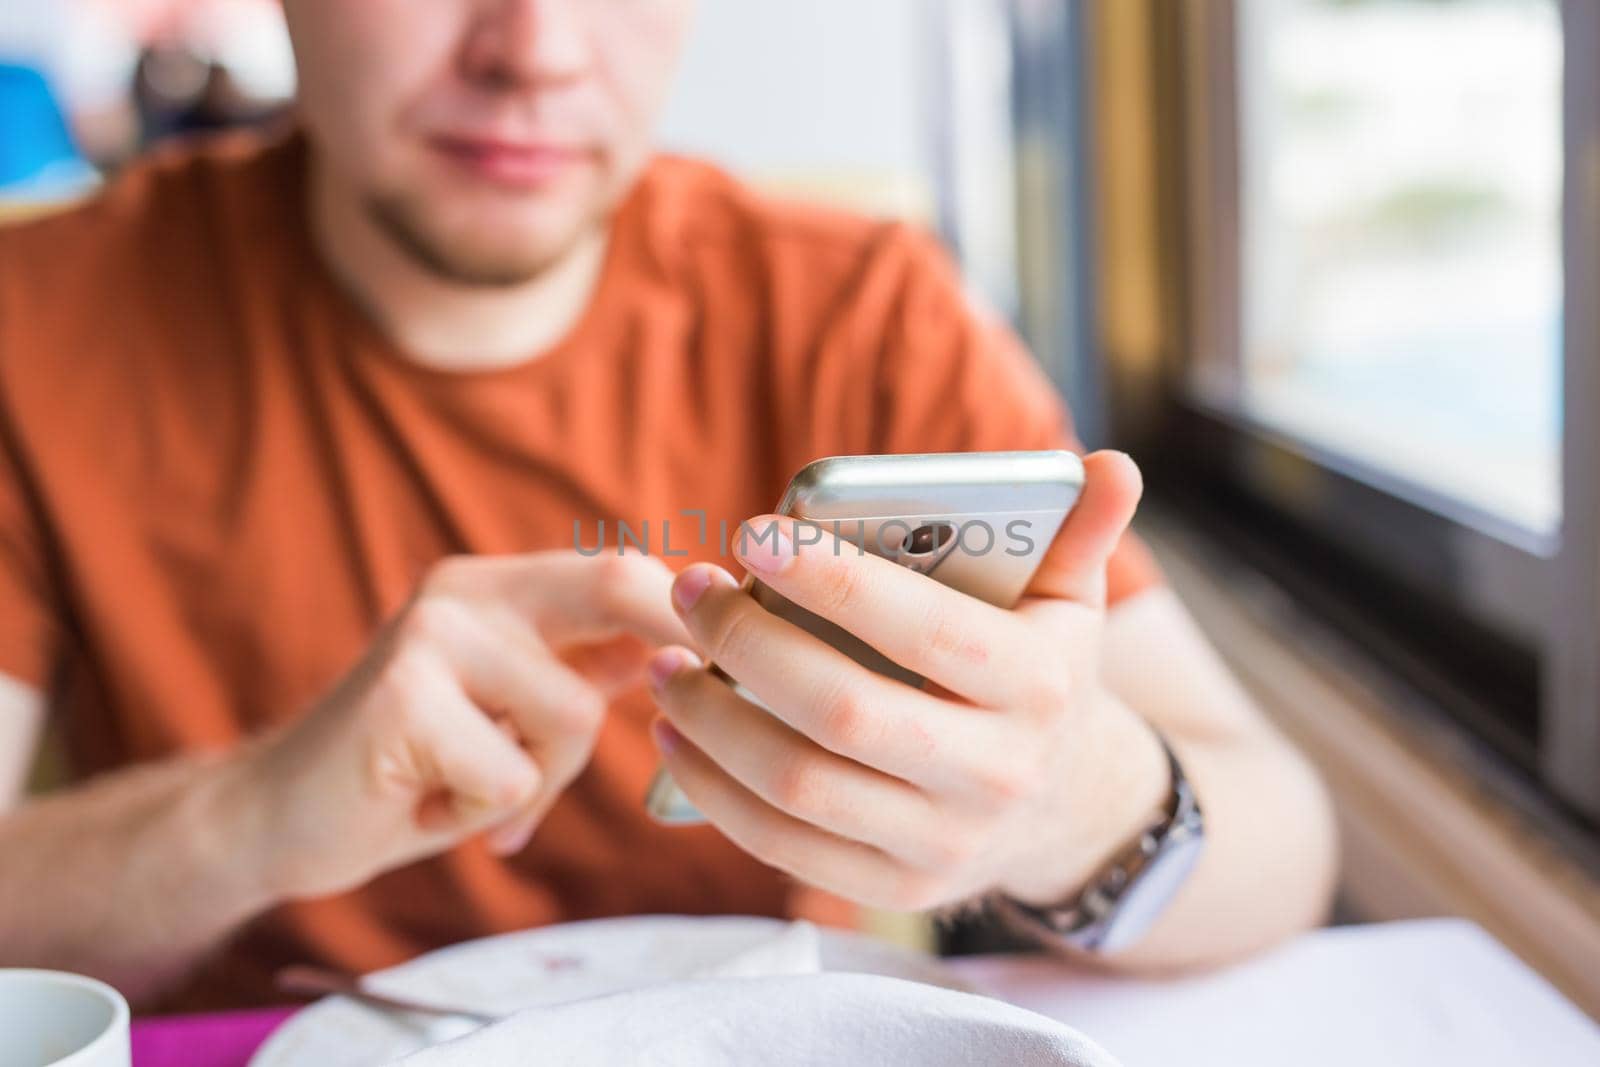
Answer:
[{"left": 131, "top": 1008, "right": 296, "bottom": 1067}]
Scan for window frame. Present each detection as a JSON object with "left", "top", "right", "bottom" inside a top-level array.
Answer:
[
  {"left": 1105, "top": 0, "right": 1599, "bottom": 819},
  {"left": 1007, "top": 0, "right": 1107, "bottom": 447},
  {"left": 1550, "top": 0, "right": 1600, "bottom": 819}
]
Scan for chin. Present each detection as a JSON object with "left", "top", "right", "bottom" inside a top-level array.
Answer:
[
  {"left": 448, "top": 233, "right": 581, "bottom": 283},
  {"left": 370, "top": 189, "right": 603, "bottom": 287}
]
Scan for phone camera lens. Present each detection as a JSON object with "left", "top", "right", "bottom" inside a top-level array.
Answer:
[{"left": 904, "top": 523, "right": 954, "bottom": 556}]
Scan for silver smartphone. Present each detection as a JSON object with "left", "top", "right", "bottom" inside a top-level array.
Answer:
[{"left": 645, "top": 449, "right": 1086, "bottom": 823}]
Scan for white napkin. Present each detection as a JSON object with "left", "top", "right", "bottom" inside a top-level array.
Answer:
[
  {"left": 680, "top": 918, "right": 823, "bottom": 979},
  {"left": 385, "top": 919, "right": 827, "bottom": 1048},
  {"left": 393, "top": 946, "right": 1122, "bottom": 1067}
]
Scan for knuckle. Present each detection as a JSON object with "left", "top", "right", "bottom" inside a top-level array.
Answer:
[
  {"left": 572, "top": 554, "right": 627, "bottom": 617},
  {"left": 919, "top": 606, "right": 988, "bottom": 668},
  {"left": 970, "top": 759, "right": 1029, "bottom": 810},
  {"left": 374, "top": 648, "right": 436, "bottom": 723},
  {"left": 593, "top": 550, "right": 639, "bottom": 590},
  {"left": 591, "top": 552, "right": 668, "bottom": 624},
  {"left": 588, "top": 558, "right": 631, "bottom": 616},
  {"left": 596, "top": 551, "right": 657, "bottom": 598},
  {"left": 398, "top": 595, "right": 466, "bottom": 647},
  {"left": 1022, "top": 671, "right": 1075, "bottom": 717},
  {"left": 768, "top": 755, "right": 827, "bottom": 816},
  {"left": 813, "top": 559, "right": 869, "bottom": 617},
  {"left": 707, "top": 603, "right": 760, "bottom": 664},
  {"left": 814, "top": 681, "right": 872, "bottom": 753},
  {"left": 924, "top": 828, "right": 981, "bottom": 873}
]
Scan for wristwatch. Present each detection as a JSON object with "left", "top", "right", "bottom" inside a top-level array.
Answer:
[{"left": 990, "top": 733, "right": 1205, "bottom": 955}]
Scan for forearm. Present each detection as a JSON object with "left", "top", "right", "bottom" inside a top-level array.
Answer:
[
  {"left": 1104, "top": 723, "right": 1337, "bottom": 971},
  {"left": 0, "top": 751, "right": 277, "bottom": 1004},
  {"left": 1063, "top": 589, "right": 1337, "bottom": 972}
]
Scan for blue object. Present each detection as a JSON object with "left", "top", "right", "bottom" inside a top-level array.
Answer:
[{"left": 0, "top": 62, "right": 98, "bottom": 199}]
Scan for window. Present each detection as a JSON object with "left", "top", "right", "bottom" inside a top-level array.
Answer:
[
  {"left": 1111, "top": 0, "right": 1600, "bottom": 820},
  {"left": 1231, "top": 0, "right": 1562, "bottom": 535}
]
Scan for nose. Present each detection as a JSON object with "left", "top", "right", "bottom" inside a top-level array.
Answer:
[{"left": 460, "top": 0, "right": 591, "bottom": 92}]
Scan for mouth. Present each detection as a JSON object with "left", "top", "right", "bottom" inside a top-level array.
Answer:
[{"left": 425, "top": 134, "right": 590, "bottom": 191}]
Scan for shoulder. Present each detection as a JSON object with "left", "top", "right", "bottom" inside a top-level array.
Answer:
[
  {"left": 0, "top": 128, "right": 300, "bottom": 486},
  {"left": 0, "top": 126, "right": 296, "bottom": 288},
  {"left": 0, "top": 128, "right": 298, "bottom": 403}
]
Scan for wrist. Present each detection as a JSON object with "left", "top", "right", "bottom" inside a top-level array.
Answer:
[
  {"left": 191, "top": 739, "right": 297, "bottom": 913},
  {"left": 999, "top": 689, "right": 1171, "bottom": 905}
]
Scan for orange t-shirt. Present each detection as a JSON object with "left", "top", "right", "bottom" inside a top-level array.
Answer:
[{"left": 0, "top": 130, "right": 1161, "bottom": 1008}]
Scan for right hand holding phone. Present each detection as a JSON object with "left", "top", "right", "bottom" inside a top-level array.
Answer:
[
  {"left": 645, "top": 452, "right": 1160, "bottom": 914},
  {"left": 224, "top": 551, "right": 692, "bottom": 902}
]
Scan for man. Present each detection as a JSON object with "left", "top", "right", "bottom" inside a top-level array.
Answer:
[{"left": 0, "top": 0, "right": 1336, "bottom": 1011}]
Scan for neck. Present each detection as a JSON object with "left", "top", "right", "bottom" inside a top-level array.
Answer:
[{"left": 308, "top": 156, "right": 609, "bottom": 373}]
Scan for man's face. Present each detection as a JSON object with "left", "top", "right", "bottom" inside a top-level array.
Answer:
[{"left": 283, "top": 0, "right": 695, "bottom": 286}]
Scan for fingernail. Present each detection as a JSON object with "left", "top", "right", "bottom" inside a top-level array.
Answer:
[
  {"left": 646, "top": 647, "right": 696, "bottom": 691},
  {"left": 736, "top": 519, "right": 794, "bottom": 576},
  {"left": 672, "top": 567, "right": 716, "bottom": 613},
  {"left": 651, "top": 717, "right": 682, "bottom": 754}
]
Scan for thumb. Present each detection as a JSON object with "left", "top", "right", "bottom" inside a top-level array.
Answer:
[{"left": 1026, "top": 450, "right": 1144, "bottom": 607}]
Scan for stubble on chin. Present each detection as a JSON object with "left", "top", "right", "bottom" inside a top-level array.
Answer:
[{"left": 361, "top": 191, "right": 588, "bottom": 288}]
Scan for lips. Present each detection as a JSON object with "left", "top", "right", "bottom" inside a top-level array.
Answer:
[{"left": 427, "top": 134, "right": 588, "bottom": 190}]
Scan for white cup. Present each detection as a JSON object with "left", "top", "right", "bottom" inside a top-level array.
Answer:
[{"left": 0, "top": 970, "right": 130, "bottom": 1067}]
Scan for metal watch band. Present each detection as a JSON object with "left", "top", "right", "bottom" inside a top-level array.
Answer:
[{"left": 990, "top": 731, "right": 1205, "bottom": 955}]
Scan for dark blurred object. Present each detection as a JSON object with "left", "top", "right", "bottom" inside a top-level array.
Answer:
[
  {"left": 182, "top": 62, "right": 257, "bottom": 133},
  {"left": 134, "top": 43, "right": 283, "bottom": 147},
  {"left": 133, "top": 42, "right": 210, "bottom": 143},
  {"left": 0, "top": 63, "right": 98, "bottom": 200}
]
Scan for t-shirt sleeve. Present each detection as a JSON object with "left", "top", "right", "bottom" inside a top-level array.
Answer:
[
  {"left": 0, "top": 413, "right": 63, "bottom": 690},
  {"left": 857, "top": 225, "right": 1163, "bottom": 607}
]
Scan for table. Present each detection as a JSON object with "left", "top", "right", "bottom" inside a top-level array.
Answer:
[
  {"left": 130, "top": 919, "right": 1600, "bottom": 1066},
  {"left": 951, "top": 919, "right": 1600, "bottom": 1066}
]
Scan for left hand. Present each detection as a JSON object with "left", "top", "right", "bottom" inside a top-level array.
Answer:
[{"left": 646, "top": 451, "right": 1172, "bottom": 912}]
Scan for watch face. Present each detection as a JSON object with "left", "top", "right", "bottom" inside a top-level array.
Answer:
[{"left": 1096, "top": 832, "right": 1207, "bottom": 955}]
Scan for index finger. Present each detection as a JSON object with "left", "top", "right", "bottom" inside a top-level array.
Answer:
[
  {"left": 437, "top": 552, "right": 695, "bottom": 651},
  {"left": 729, "top": 518, "right": 1036, "bottom": 706}
]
